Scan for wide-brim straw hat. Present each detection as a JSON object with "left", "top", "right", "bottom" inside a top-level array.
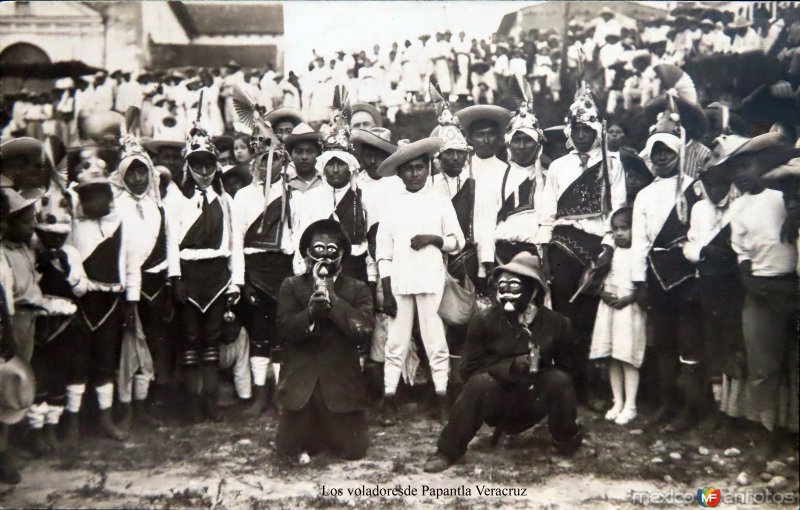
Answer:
[
  {"left": 455, "top": 105, "right": 512, "bottom": 133},
  {"left": 376, "top": 137, "right": 442, "bottom": 178},
  {"left": 265, "top": 106, "right": 305, "bottom": 127},
  {"left": 351, "top": 127, "right": 397, "bottom": 155}
]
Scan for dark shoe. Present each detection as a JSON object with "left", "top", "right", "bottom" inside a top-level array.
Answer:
[
  {"left": 380, "top": 395, "right": 399, "bottom": 427},
  {"left": 62, "top": 411, "right": 80, "bottom": 448},
  {"left": 423, "top": 452, "right": 453, "bottom": 473},
  {"left": 0, "top": 452, "right": 21, "bottom": 485},
  {"left": 433, "top": 394, "right": 449, "bottom": 424},
  {"left": 553, "top": 428, "right": 584, "bottom": 456},
  {"left": 30, "top": 428, "right": 52, "bottom": 458},
  {"left": 665, "top": 408, "right": 699, "bottom": 434},
  {"left": 117, "top": 402, "right": 133, "bottom": 434},
  {"left": 98, "top": 409, "right": 128, "bottom": 441},
  {"left": 202, "top": 395, "right": 223, "bottom": 423},
  {"left": 133, "top": 400, "right": 163, "bottom": 427},
  {"left": 43, "top": 424, "right": 61, "bottom": 452},
  {"left": 243, "top": 384, "right": 269, "bottom": 417},
  {"left": 647, "top": 405, "right": 675, "bottom": 426},
  {"left": 183, "top": 394, "right": 203, "bottom": 425}
]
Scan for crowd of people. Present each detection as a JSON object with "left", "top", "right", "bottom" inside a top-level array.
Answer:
[{"left": 1, "top": 3, "right": 799, "bottom": 487}]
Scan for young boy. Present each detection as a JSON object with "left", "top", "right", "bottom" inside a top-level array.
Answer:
[
  {"left": 66, "top": 164, "right": 138, "bottom": 442},
  {"left": 724, "top": 134, "right": 798, "bottom": 453}
]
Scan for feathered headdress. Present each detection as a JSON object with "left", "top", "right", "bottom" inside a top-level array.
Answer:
[
  {"left": 429, "top": 74, "right": 469, "bottom": 152},
  {"left": 320, "top": 85, "right": 354, "bottom": 152},
  {"left": 232, "top": 83, "right": 280, "bottom": 154},
  {"left": 183, "top": 91, "right": 217, "bottom": 160},
  {"left": 506, "top": 75, "right": 544, "bottom": 145}
]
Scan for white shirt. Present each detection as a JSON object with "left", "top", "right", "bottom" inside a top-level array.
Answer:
[
  {"left": 231, "top": 181, "right": 294, "bottom": 286},
  {"left": 683, "top": 195, "right": 734, "bottom": 263},
  {"left": 376, "top": 187, "right": 464, "bottom": 295},
  {"left": 114, "top": 193, "right": 167, "bottom": 283},
  {"left": 630, "top": 175, "right": 694, "bottom": 282},
  {"left": 731, "top": 189, "right": 797, "bottom": 277},
  {"left": 731, "top": 28, "right": 764, "bottom": 54},
  {"left": 166, "top": 187, "right": 234, "bottom": 280},
  {"left": 68, "top": 211, "right": 138, "bottom": 300},
  {"left": 470, "top": 154, "right": 511, "bottom": 264},
  {"left": 539, "top": 149, "right": 626, "bottom": 248},
  {"left": 291, "top": 182, "right": 376, "bottom": 280},
  {"left": 357, "top": 174, "right": 403, "bottom": 229},
  {"left": 494, "top": 161, "right": 546, "bottom": 246}
]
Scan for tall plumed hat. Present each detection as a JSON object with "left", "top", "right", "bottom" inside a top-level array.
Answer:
[
  {"left": 319, "top": 85, "right": 354, "bottom": 152},
  {"left": 507, "top": 75, "right": 544, "bottom": 145},
  {"left": 428, "top": 74, "right": 469, "bottom": 152},
  {"left": 183, "top": 91, "right": 217, "bottom": 161}
]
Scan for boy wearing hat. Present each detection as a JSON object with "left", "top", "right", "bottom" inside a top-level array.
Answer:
[
  {"left": 726, "top": 135, "right": 798, "bottom": 447},
  {"left": 423, "top": 252, "right": 582, "bottom": 472},
  {"left": 0, "top": 189, "right": 44, "bottom": 363},
  {"left": 65, "top": 161, "right": 139, "bottom": 442},
  {"left": 274, "top": 219, "right": 374, "bottom": 462},
  {"left": 232, "top": 145, "right": 294, "bottom": 415},
  {"left": 168, "top": 124, "right": 239, "bottom": 423},
  {"left": 375, "top": 137, "right": 466, "bottom": 424},
  {"left": 265, "top": 106, "right": 305, "bottom": 142},
  {"left": 351, "top": 127, "right": 401, "bottom": 400},
  {"left": 284, "top": 123, "right": 324, "bottom": 193},
  {"left": 538, "top": 85, "right": 626, "bottom": 405}
]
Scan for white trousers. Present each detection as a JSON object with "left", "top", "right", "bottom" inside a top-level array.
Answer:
[
  {"left": 384, "top": 292, "right": 449, "bottom": 395},
  {"left": 219, "top": 328, "right": 252, "bottom": 399}
]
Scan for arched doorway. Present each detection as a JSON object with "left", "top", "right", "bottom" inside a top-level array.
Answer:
[{"left": 1, "top": 42, "right": 53, "bottom": 95}]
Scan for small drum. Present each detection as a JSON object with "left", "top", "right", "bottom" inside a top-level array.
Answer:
[{"left": 34, "top": 296, "right": 77, "bottom": 346}]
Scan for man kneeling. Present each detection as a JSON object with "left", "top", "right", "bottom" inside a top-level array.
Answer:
[
  {"left": 275, "top": 219, "right": 375, "bottom": 462},
  {"left": 424, "top": 252, "right": 583, "bottom": 472}
]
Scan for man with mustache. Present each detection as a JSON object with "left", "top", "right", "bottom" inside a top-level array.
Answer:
[{"left": 423, "top": 251, "right": 581, "bottom": 472}]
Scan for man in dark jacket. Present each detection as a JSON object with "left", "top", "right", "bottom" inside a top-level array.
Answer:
[
  {"left": 275, "top": 219, "right": 375, "bottom": 462},
  {"left": 424, "top": 251, "right": 583, "bottom": 472}
]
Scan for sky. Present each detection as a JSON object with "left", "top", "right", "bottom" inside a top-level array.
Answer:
[{"left": 282, "top": 1, "right": 536, "bottom": 72}]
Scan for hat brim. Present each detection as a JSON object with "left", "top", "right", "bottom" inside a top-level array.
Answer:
[
  {"left": 455, "top": 106, "right": 512, "bottom": 133},
  {"left": 298, "top": 218, "right": 352, "bottom": 259},
  {"left": 265, "top": 107, "right": 305, "bottom": 127},
  {"left": 0, "top": 356, "right": 36, "bottom": 425},
  {"left": 644, "top": 94, "right": 708, "bottom": 139},
  {"left": 492, "top": 260, "right": 547, "bottom": 292},
  {"left": 7, "top": 194, "right": 40, "bottom": 215},
  {"left": 376, "top": 137, "right": 443, "bottom": 178},
  {"left": 706, "top": 132, "right": 787, "bottom": 168},
  {"left": 351, "top": 129, "right": 397, "bottom": 156},
  {"left": 142, "top": 139, "right": 184, "bottom": 153},
  {"left": 285, "top": 132, "right": 322, "bottom": 153},
  {"left": 1, "top": 137, "right": 43, "bottom": 160}
]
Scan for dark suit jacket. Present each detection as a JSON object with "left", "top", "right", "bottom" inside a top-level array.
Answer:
[
  {"left": 275, "top": 273, "right": 375, "bottom": 413},
  {"left": 460, "top": 305, "right": 575, "bottom": 384}
]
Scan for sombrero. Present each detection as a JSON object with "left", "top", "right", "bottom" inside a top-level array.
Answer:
[
  {"left": 351, "top": 127, "right": 397, "bottom": 155},
  {"left": 284, "top": 122, "right": 322, "bottom": 153},
  {"left": 376, "top": 137, "right": 442, "bottom": 178},
  {"left": 265, "top": 106, "right": 305, "bottom": 127},
  {"left": 492, "top": 251, "right": 547, "bottom": 293},
  {"left": 455, "top": 105, "right": 512, "bottom": 133}
]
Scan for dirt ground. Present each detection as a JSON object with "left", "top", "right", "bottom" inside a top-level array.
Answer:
[{"left": 1, "top": 387, "right": 798, "bottom": 510}]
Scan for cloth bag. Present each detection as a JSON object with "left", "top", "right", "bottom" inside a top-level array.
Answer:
[{"left": 437, "top": 261, "right": 477, "bottom": 326}]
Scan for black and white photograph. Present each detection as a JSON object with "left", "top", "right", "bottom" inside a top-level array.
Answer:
[{"left": 0, "top": 0, "right": 799, "bottom": 507}]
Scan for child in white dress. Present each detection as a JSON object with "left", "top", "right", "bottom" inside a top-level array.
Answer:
[{"left": 590, "top": 207, "right": 647, "bottom": 425}]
